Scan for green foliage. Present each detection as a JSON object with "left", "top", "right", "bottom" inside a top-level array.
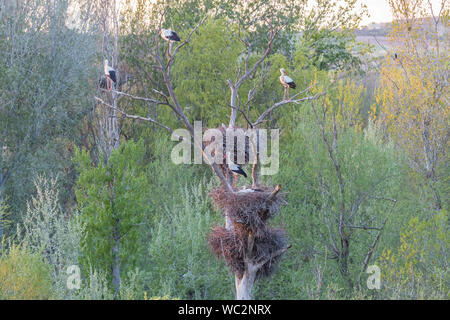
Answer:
[
  {"left": 0, "top": 244, "right": 54, "bottom": 300},
  {"left": 172, "top": 18, "right": 243, "bottom": 125},
  {"left": 74, "top": 140, "right": 150, "bottom": 279},
  {"left": 379, "top": 210, "right": 449, "bottom": 299},
  {"left": 300, "top": 28, "right": 370, "bottom": 73},
  {"left": 144, "top": 181, "right": 231, "bottom": 299},
  {"left": 0, "top": 0, "right": 97, "bottom": 219},
  {"left": 74, "top": 268, "right": 114, "bottom": 300},
  {"left": 17, "top": 175, "right": 85, "bottom": 299},
  {"left": 1, "top": 0, "right": 446, "bottom": 301},
  {"left": 274, "top": 90, "right": 404, "bottom": 292},
  {"left": 0, "top": 199, "right": 11, "bottom": 240}
]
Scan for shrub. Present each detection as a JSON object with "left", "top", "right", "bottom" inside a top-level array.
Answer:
[{"left": 0, "top": 244, "right": 53, "bottom": 299}]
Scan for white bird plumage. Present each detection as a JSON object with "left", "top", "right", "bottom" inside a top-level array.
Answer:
[
  {"left": 279, "top": 68, "right": 296, "bottom": 100},
  {"left": 226, "top": 152, "right": 247, "bottom": 188},
  {"left": 104, "top": 59, "right": 116, "bottom": 91},
  {"left": 160, "top": 29, "right": 181, "bottom": 42}
]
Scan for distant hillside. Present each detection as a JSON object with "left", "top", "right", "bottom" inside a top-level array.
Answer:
[
  {"left": 355, "top": 22, "right": 393, "bottom": 37},
  {"left": 355, "top": 17, "right": 448, "bottom": 56},
  {"left": 357, "top": 16, "right": 447, "bottom": 37}
]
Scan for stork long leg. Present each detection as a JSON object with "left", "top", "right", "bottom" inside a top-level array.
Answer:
[
  {"left": 283, "top": 87, "right": 286, "bottom": 101},
  {"left": 287, "top": 87, "right": 290, "bottom": 100},
  {"left": 166, "top": 42, "right": 171, "bottom": 59},
  {"left": 233, "top": 174, "right": 238, "bottom": 188}
]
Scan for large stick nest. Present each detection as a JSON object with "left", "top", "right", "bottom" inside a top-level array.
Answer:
[
  {"left": 208, "top": 226, "right": 287, "bottom": 279},
  {"left": 210, "top": 186, "right": 285, "bottom": 234}
]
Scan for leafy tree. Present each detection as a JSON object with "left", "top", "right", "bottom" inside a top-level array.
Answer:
[
  {"left": 172, "top": 18, "right": 244, "bottom": 125},
  {"left": 278, "top": 79, "right": 403, "bottom": 292},
  {"left": 300, "top": 28, "right": 367, "bottom": 72},
  {"left": 0, "top": 0, "right": 97, "bottom": 220},
  {"left": 294, "top": 0, "right": 371, "bottom": 73},
  {"left": 373, "top": 0, "right": 449, "bottom": 212},
  {"left": 74, "top": 140, "right": 150, "bottom": 297}
]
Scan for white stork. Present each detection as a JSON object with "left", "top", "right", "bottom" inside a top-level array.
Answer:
[
  {"left": 160, "top": 29, "right": 181, "bottom": 42},
  {"left": 226, "top": 152, "right": 247, "bottom": 188},
  {"left": 104, "top": 59, "right": 117, "bottom": 91},
  {"left": 279, "top": 68, "right": 296, "bottom": 100}
]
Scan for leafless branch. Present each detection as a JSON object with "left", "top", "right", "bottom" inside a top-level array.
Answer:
[
  {"left": 94, "top": 96, "right": 180, "bottom": 139},
  {"left": 253, "top": 91, "right": 326, "bottom": 127},
  {"left": 229, "top": 105, "right": 254, "bottom": 128}
]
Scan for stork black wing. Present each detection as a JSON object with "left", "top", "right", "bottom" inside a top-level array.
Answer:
[
  {"left": 109, "top": 70, "right": 117, "bottom": 83},
  {"left": 288, "top": 81, "right": 296, "bottom": 89},
  {"left": 169, "top": 31, "right": 181, "bottom": 41},
  {"left": 232, "top": 167, "right": 247, "bottom": 178}
]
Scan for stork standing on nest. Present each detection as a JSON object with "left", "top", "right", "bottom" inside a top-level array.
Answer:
[
  {"left": 104, "top": 59, "right": 117, "bottom": 91},
  {"left": 226, "top": 152, "right": 247, "bottom": 188},
  {"left": 279, "top": 68, "right": 296, "bottom": 100}
]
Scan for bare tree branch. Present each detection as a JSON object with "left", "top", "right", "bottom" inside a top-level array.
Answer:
[
  {"left": 94, "top": 96, "right": 180, "bottom": 138},
  {"left": 253, "top": 92, "right": 326, "bottom": 127}
]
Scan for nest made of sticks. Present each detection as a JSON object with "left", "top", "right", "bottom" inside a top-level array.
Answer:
[
  {"left": 210, "top": 186, "right": 285, "bottom": 234},
  {"left": 208, "top": 226, "right": 287, "bottom": 279}
]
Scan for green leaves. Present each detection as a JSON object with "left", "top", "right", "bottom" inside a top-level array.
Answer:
[
  {"left": 0, "top": 243, "right": 54, "bottom": 300},
  {"left": 172, "top": 18, "right": 244, "bottom": 125},
  {"left": 74, "top": 140, "right": 150, "bottom": 278}
]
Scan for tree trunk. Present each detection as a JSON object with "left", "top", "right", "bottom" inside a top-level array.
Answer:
[
  {"left": 338, "top": 236, "right": 353, "bottom": 290},
  {"left": 235, "top": 265, "right": 257, "bottom": 300},
  {"left": 228, "top": 83, "right": 238, "bottom": 127},
  {"left": 112, "top": 221, "right": 120, "bottom": 299}
]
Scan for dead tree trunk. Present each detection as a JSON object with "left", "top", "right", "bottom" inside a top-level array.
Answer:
[{"left": 235, "top": 265, "right": 257, "bottom": 300}]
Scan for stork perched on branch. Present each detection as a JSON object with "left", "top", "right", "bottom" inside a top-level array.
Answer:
[
  {"left": 226, "top": 152, "right": 247, "bottom": 188},
  {"left": 104, "top": 59, "right": 117, "bottom": 91},
  {"left": 160, "top": 29, "right": 181, "bottom": 42},
  {"left": 279, "top": 68, "right": 296, "bottom": 100}
]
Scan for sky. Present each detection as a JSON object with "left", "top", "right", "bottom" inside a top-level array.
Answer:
[
  {"left": 66, "top": 0, "right": 446, "bottom": 30},
  {"left": 359, "top": 0, "right": 445, "bottom": 25},
  {"left": 359, "top": 0, "right": 393, "bottom": 25}
]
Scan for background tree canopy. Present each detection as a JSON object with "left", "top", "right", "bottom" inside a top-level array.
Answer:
[{"left": 0, "top": 0, "right": 448, "bottom": 300}]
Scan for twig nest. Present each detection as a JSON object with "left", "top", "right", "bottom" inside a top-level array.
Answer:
[
  {"left": 208, "top": 226, "right": 246, "bottom": 278},
  {"left": 209, "top": 186, "right": 285, "bottom": 234},
  {"left": 208, "top": 226, "right": 287, "bottom": 279}
]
